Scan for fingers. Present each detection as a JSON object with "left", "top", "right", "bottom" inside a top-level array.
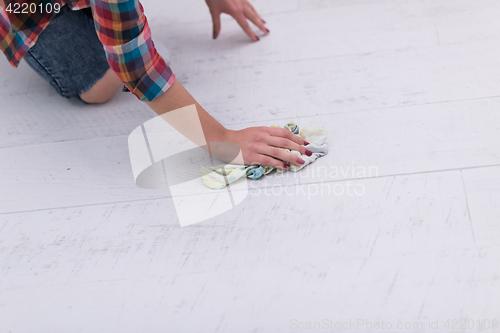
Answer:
[
  {"left": 243, "top": 2, "right": 268, "bottom": 34},
  {"left": 211, "top": 11, "right": 222, "bottom": 39},
  {"left": 208, "top": 0, "right": 268, "bottom": 41},
  {"left": 233, "top": 13, "right": 259, "bottom": 41},
  {"left": 268, "top": 127, "right": 309, "bottom": 146},
  {"left": 260, "top": 146, "right": 306, "bottom": 167},
  {"left": 252, "top": 154, "right": 290, "bottom": 170},
  {"left": 245, "top": 1, "right": 265, "bottom": 23},
  {"left": 233, "top": 126, "right": 311, "bottom": 169},
  {"left": 266, "top": 135, "right": 312, "bottom": 157}
]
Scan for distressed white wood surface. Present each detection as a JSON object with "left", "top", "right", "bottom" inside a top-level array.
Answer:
[
  {"left": 2, "top": 0, "right": 500, "bottom": 148},
  {"left": 1, "top": 0, "right": 500, "bottom": 332},
  {"left": 159, "top": 0, "right": 438, "bottom": 69},
  {"left": 462, "top": 165, "right": 500, "bottom": 247},
  {"left": 2, "top": 171, "right": 495, "bottom": 333},
  {"left": 293, "top": 98, "right": 500, "bottom": 184},
  {"left": 2, "top": 97, "right": 499, "bottom": 213}
]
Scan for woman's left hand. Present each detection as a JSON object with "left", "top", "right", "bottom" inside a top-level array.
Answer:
[{"left": 205, "top": 0, "right": 269, "bottom": 41}]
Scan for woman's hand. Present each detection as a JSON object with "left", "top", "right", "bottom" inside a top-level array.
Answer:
[
  {"left": 225, "top": 127, "right": 312, "bottom": 169},
  {"left": 205, "top": 0, "right": 269, "bottom": 41}
]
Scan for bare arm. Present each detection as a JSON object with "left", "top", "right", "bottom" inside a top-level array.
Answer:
[{"left": 147, "top": 79, "right": 312, "bottom": 169}]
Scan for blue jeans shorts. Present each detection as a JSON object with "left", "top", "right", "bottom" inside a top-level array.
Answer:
[{"left": 23, "top": 5, "right": 110, "bottom": 99}]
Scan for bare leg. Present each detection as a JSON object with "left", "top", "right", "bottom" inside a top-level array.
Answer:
[{"left": 79, "top": 69, "right": 123, "bottom": 104}]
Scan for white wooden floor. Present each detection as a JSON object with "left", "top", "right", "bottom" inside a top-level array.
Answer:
[{"left": 1, "top": 0, "right": 500, "bottom": 332}]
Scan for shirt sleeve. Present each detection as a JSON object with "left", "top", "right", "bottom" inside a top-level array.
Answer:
[{"left": 91, "top": 0, "right": 175, "bottom": 102}]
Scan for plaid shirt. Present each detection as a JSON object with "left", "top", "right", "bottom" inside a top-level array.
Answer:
[{"left": 0, "top": 0, "right": 175, "bottom": 102}]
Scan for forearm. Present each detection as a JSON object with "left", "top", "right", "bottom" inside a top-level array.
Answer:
[
  {"left": 146, "top": 80, "right": 310, "bottom": 170},
  {"left": 146, "top": 79, "right": 229, "bottom": 152}
]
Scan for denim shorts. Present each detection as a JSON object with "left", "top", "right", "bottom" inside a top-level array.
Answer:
[{"left": 23, "top": 5, "right": 110, "bottom": 99}]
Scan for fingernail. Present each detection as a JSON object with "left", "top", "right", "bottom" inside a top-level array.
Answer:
[
  {"left": 255, "top": 35, "right": 260, "bottom": 41},
  {"left": 305, "top": 149, "right": 312, "bottom": 157},
  {"left": 213, "top": 31, "right": 217, "bottom": 39},
  {"left": 297, "top": 157, "right": 305, "bottom": 165},
  {"left": 283, "top": 164, "right": 290, "bottom": 169},
  {"left": 266, "top": 28, "right": 270, "bottom": 33},
  {"left": 303, "top": 140, "right": 310, "bottom": 146}
]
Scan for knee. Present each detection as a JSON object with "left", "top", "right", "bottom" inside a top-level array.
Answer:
[
  {"left": 79, "top": 69, "right": 123, "bottom": 104},
  {"left": 79, "top": 90, "right": 116, "bottom": 104}
]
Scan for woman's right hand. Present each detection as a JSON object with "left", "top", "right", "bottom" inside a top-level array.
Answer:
[{"left": 224, "top": 126, "right": 313, "bottom": 170}]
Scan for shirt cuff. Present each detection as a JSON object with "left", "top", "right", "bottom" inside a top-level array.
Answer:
[
  {"left": 103, "top": 19, "right": 175, "bottom": 103},
  {"left": 131, "top": 52, "right": 176, "bottom": 102}
]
